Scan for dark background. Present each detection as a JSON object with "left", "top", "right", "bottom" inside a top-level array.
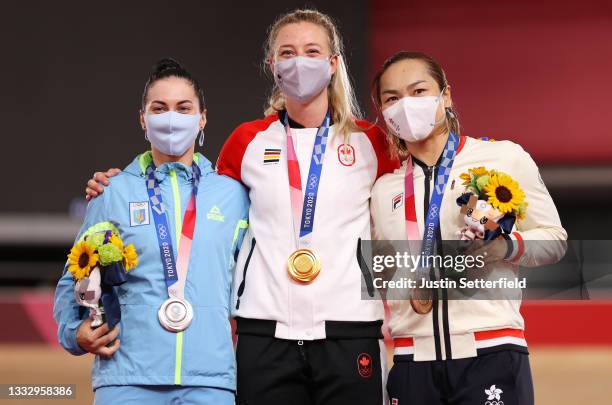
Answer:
[{"left": 0, "top": 0, "right": 368, "bottom": 213}]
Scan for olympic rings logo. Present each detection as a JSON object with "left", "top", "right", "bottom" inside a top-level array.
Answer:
[
  {"left": 308, "top": 174, "right": 318, "bottom": 189},
  {"left": 428, "top": 205, "right": 439, "bottom": 220},
  {"left": 158, "top": 224, "right": 168, "bottom": 239},
  {"left": 485, "top": 402, "right": 504, "bottom": 405}
]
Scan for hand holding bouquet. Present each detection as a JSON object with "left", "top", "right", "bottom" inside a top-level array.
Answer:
[
  {"left": 456, "top": 167, "right": 527, "bottom": 241},
  {"left": 67, "top": 228, "right": 138, "bottom": 329}
]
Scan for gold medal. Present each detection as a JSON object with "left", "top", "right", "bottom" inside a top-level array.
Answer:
[
  {"left": 410, "top": 288, "right": 433, "bottom": 314},
  {"left": 287, "top": 249, "right": 321, "bottom": 284}
]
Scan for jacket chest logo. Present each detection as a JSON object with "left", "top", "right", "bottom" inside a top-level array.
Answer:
[
  {"left": 129, "top": 201, "right": 150, "bottom": 226},
  {"left": 392, "top": 192, "right": 403, "bottom": 211},
  {"left": 263, "top": 148, "right": 281, "bottom": 165},
  {"left": 337, "top": 144, "right": 356, "bottom": 166},
  {"left": 207, "top": 205, "right": 225, "bottom": 222}
]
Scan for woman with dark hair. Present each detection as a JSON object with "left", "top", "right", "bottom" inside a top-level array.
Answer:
[
  {"left": 53, "top": 58, "right": 249, "bottom": 404},
  {"left": 370, "top": 51, "right": 567, "bottom": 405}
]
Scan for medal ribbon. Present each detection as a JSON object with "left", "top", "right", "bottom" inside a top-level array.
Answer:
[
  {"left": 404, "top": 133, "right": 459, "bottom": 273},
  {"left": 146, "top": 162, "right": 201, "bottom": 299},
  {"left": 284, "top": 110, "right": 331, "bottom": 248}
]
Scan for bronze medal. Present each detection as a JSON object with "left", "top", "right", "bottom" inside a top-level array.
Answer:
[
  {"left": 287, "top": 248, "right": 321, "bottom": 284},
  {"left": 410, "top": 288, "right": 433, "bottom": 314}
]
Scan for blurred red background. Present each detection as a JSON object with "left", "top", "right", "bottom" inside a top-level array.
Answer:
[{"left": 369, "top": 0, "right": 612, "bottom": 164}]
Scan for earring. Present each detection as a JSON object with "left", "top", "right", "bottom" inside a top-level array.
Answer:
[
  {"left": 144, "top": 130, "right": 149, "bottom": 141},
  {"left": 446, "top": 108, "right": 456, "bottom": 119},
  {"left": 198, "top": 128, "right": 205, "bottom": 147}
]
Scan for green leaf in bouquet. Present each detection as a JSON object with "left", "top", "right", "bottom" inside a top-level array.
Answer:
[
  {"left": 475, "top": 175, "right": 490, "bottom": 194},
  {"left": 87, "top": 232, "right": 106, "bottom": 249},
  {"left": 98, "top": 243, "right": 123, "bottom": 266}
]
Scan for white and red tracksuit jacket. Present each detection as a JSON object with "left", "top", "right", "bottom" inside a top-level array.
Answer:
[
  {"left": 217, "top": 112, "right": 398, "bottom": 340},
  {"left": 370, "top": 136, "right": 567, "bottom": 361}
]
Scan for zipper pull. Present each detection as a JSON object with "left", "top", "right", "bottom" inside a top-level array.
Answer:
[{"left": 423, "top": 166, "right": 434, "bottom": 181}]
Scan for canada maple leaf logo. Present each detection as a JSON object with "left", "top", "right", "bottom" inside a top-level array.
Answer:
[
  {"left": 359, "top": 356, "right": 370, "bottom": 367},
  {"left": 485, "top": 385, "right": 503, "bottom": 401}
]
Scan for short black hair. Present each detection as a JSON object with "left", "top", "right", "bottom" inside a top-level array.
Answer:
[{"left": 141, "top": 57, "right": 205, "bottom": 112}]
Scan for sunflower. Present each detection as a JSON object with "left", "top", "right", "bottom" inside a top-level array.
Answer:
[
  {"left": 460, "top": 167, "right": 490, "bottom": 186},
  {"left": 67, "top": 241, "right": 99, "bottom": 280},
  {"left": 122, "top": 244, "right": 139, "bottom": 271},
  {"left": 109, "top": 233, "right": 124, "bottom": 251},
  {"left": 484, "top": 173, "right": 525, "bottom": 214},
  {"left": 459, "top": 172, "right": 472, "bottom": 185},
  {"left": 469, "top": 166, "right": 489, "bottom": 177}
]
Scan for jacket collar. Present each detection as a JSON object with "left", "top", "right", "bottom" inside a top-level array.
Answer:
[{"left": 123, "top": 151, "right": 213, "bottom": 182}]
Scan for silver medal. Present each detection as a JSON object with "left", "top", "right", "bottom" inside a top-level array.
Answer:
[{"left": 158, "top": 297, "right": 193, "bottom": 332}]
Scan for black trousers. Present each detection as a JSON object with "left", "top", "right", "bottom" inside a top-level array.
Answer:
[
  {"left": 236, "top": 334, "right": 385, "bottom": 405},
  {"left": 387, "top": 349, "right": 534, "bottom": 405}
]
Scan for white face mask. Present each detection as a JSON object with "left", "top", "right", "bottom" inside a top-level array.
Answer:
[
  {"left": 144, "top": 111, "right": 201, "bottom": 156},
  {"left": 274, "top": 56, "right": 332, "bottom": 103},
  {"left": 382, "top": 90, "right": 445, "bottom": 143}
]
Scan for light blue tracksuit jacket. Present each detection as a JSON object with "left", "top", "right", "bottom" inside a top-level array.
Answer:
[{"left": 53, "top": 151, "right": 249, "bottom": 391}]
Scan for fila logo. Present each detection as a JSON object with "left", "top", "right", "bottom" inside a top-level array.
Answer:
[
  {"left": 207, "top": 205, "right": 225, "bottom": 222},
  {"left": 392, "top": 193, "right": 403, "bottom": 211},
  {"left": 337, "top": 144, "right": 355, "bottom": 166},
  {"left": 129, "top": 201, "right": 150, "bottom": 227},
  {"left": 263, "top": 148, "right": 281, "bottom": 165}
]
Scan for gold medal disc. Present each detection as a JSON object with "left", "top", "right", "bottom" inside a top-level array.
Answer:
[{"left": 287, "top": 249, "right": 321, "bottom": 283}]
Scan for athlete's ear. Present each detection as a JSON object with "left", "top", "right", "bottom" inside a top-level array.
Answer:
[
  {"left": 443, "top": 85, "right": 453, "bottom": 109},
  {"left": 330, "top": 54, "right": 339, "bottom": 76},
  {"left": 139, "top": 110, "right": 146, "bottom": 131},
  {"left": 200, "top": 109, "right": 207, "bottom": 129}
]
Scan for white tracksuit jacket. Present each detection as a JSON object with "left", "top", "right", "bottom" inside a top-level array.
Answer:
[
  {"left": 217, "top": 112, "right": 398, "bottom": 340},
  {"left": 371, "top": 135, "right": 567, "bottom": 361}
]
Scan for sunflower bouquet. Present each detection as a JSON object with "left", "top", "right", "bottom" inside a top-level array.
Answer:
[
  {"left": 67, "top": 229, "right": 138, "bottom": 328},
  {"left": 456, "top": 167, "right": 527, "bottom": 241}
]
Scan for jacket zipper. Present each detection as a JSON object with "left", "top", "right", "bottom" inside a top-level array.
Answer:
[
  {"left": 421, "top": 164, "right": 443, "bottom": 361},
  {"left": 235, "top": 237, "right": 256, "bottom": 310}
]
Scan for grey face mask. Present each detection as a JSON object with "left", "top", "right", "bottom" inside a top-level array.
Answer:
[
  {"left": 144, "top": 111, "right": 200, "bottom": 156},
  {"left": 274, "top": 56, "right": 332, "bottom": 103}
]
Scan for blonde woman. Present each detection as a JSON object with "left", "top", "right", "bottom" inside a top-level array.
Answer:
[{"left": 86, "top": 10, "right": 397, "bottom": 405}]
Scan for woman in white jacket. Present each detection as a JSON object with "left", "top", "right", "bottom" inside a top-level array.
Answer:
[{"left": 370, "top": 51, "right": 567, "bottom": 405}]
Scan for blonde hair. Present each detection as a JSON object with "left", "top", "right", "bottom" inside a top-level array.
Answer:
[{"left": 263, "top": 9, "right": 361, "bottom": 141}]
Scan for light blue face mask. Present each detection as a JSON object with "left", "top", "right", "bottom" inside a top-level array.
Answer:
[{"left": 144, "top": 111, "right": 201, "bottom": 156}]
